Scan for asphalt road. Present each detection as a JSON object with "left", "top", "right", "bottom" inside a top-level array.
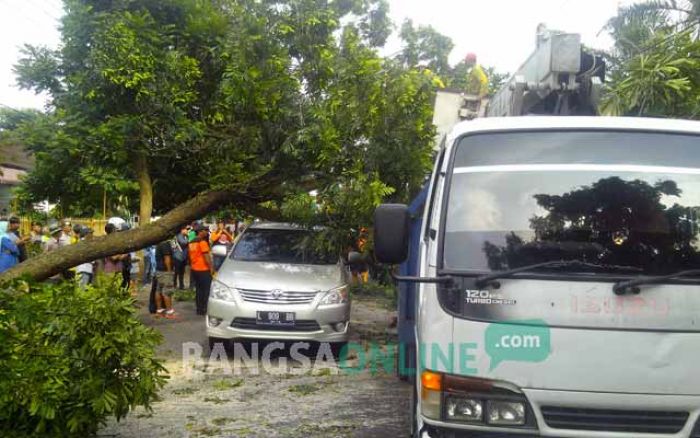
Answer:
[{"left": 99, "top": 287, "right": 411, "bottom": 438}]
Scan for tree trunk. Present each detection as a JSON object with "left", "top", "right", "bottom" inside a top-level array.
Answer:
[
  {"left": 134, "top": 152, "right": 153, "bottom": 226},
  {"left": 0, "top": 190, "right": 234, "bottom": 285}
]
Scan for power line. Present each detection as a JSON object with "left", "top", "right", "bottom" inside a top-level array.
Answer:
[
  {"left": 546, "top": 0, "right": 577, "bottom": 29},
  {"left": 30, "top": 0, "right": 64, "bottom": 16},
  {"left": 9, "top": 0, "right": 62, "bottom": 33},
  {"left": 557, "top": 0, "right": 575, "bottom": 14},
  {"left": 9, "top": 1, "right": 47, "bottom": 30},
  {"left": 0, "top": 103, "right": 46, "bottom": 114},
  {"left": 24, "top": 0, "right": 62, "bottom": 23},
  {"left": 0, "top": 103, "right": 25, "bottom": 112}
]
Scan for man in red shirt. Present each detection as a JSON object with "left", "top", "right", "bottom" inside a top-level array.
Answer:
[{"left": 188, "top": 225, "right": 214, "bottom": 315}]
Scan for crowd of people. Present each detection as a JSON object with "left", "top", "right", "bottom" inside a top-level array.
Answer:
[
  {"left": 0, "top": 216, "right": 65, "bottom": 272},
  {"left": 0, "top": 216, "right": 240, "bottom": 319}
]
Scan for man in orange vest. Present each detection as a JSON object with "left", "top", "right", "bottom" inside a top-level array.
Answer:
[
  {"left": 352, "top": 227, "right": 370, "bottom": 284},
  {"left": 189, "top": 225, "right": 215, "bottom": 315}
]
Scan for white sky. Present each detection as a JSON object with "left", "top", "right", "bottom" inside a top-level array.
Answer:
[{"left": 0, "top": 0, "right": 628, "bottom": 110}]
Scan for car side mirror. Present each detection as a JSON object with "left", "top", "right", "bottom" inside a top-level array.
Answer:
[
  {"left": 212, "top": 245, "right": 228, "bottom": 257},
  {"left": 374, "top": 204, "right": 410, "bottom": 264}
]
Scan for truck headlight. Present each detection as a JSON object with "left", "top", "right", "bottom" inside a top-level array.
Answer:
[
  {"left": 319, "top": 285, "right": 349, "bottom": 306},
  {"left": 418, "top": 372, "right": 534, "bottom": 428},
  {"left": 446, "top": 396, "right": 483, "bottom": 422},
  {"left": 486, "top": 401, "right": 525, "bottom": 425},
  {"left": 210, "top": 280, "right": 236, "bottom": 302}
]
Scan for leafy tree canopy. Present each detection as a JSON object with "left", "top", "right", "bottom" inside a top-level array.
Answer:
[
  {"left": 395, "top": 19, "right": 508, "bottom": 95},
  {"left": 602, "top": 0, "right": 700, "bottom": 118},
  {"left": 397, "top": 19, "right": 454, "bottom": 78},
  {"left": 10, "top": 0, "right": 436, "bottom": 252}
]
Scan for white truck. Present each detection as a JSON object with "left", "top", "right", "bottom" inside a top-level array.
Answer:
[{"left": 381, "top": 29, "right": 700, "bottom": 438}]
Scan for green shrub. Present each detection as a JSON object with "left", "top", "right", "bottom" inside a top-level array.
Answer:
[
  {"left": 350, "top": 280, "right": 397, "bottom": 308},
  {"left": 0, "top": 279, "right": 168, "bottom": 437}
]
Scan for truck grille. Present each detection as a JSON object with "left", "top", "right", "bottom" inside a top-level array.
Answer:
[
  {"left": 238, "top": 288, "right": 318, "bottom": 304},
  {"left": 692, "top": 419, "right": 700, "bottom": 437},
  {"left": 541, "top": 406, "right": 688, "bottom": 434},
  {"left": 231, "top": 318, "right": 321, "bottom": 332}
]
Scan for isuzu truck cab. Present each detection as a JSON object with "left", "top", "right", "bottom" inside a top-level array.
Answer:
[{"left": 375, "top": 116, "right": 700, "bottom": 437}]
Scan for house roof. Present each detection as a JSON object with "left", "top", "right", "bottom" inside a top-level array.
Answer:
[
  {"left": 0, "top": 166, "right": 26, "bottom": 185},
  {"left": 1, "top": 144, "right": 34, "bottom": 170}
]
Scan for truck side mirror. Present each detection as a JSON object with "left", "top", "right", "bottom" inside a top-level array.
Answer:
[{"left": 374, "top": 204, "right": 410, "bottom": 264}]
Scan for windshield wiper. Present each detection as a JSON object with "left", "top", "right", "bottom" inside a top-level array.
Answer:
[
  {"left": 474, "top": 260, "right": 643, "bottom": 289},
  {"left": 613, "top": 269, "right": 700, "bottom": 295}
]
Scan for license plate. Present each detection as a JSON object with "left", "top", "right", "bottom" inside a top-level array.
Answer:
[{"left": 256, "top": 311, "right": 295, "bottom": 326}]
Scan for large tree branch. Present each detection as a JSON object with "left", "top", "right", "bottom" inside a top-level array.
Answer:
[
  {"left": 0, "top": 190, "right": 235, "bottom": 284},
  {"left": 237, "top": 201, "right": 283, "bottom": 222},
  {"left": 0, "top": 172, "right": 315, "bottom": 285}
]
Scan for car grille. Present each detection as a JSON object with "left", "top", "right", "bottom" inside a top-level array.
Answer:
[
  {"left": 231, "top": 317, "right": 321, "bottom": 332},
  {"left": 541, "top": 406, "right": 688, "bottom": 434},
  {"left": 237, "top": 288, "right": 318, "bottom": 305}
]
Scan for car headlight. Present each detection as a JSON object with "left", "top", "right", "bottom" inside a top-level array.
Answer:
[
  {"left": 319, "top": 285, "right": 349, "bottom": 305},
  {"left": 210, "top": 280, "right": 236, "bottom": 302}
]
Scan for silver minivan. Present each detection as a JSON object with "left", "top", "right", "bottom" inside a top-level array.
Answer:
[{"left": 207, "top": 222, "right": 350, "bottom": 348}]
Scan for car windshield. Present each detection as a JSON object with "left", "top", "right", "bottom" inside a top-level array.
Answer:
[
  {"left": 443, "top": 131, "right": 700, "bottom": 276},
  {"left": 231, "top": 228, "right": 336, "bottom": 265}
]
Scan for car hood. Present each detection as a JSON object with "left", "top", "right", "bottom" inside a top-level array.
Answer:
[{"left": 217, "top": 260, "right": 343, "bottom": 292}]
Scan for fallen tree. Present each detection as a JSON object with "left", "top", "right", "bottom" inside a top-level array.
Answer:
[
  {"left": 4, "top": 0, "right": 438, "bottom": 286},
  {"left": 0, "top": 190, "right": 234, "bottom": 284}
]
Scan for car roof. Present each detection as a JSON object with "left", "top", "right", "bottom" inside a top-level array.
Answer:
[
  {"left": 446, "top": 116, "right": 700, "bottom": 145},
  {"left": 247, "top": 222, "right": 305, "bottom": 231},
  {"left": 247, "top": 222, "right": 329, "bottom": 232}
]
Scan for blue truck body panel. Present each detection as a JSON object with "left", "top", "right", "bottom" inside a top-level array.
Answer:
[{"left": 396, "top": 185, "right": 428, "bottom": 378}]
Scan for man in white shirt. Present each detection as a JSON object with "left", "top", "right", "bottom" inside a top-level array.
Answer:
[
  {"left": 44, "top": 225, "right": 72, "bottom": 281},
  {"left": 59, "top": 220, "right": 74, "bottom": 246},
  {"left": 44, "top": 226, "right": 68, "bottom": 253}
]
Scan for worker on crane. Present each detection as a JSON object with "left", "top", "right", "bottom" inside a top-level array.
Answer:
[{"left": 463, "top": 53, "right": 489, "bottom": 98}]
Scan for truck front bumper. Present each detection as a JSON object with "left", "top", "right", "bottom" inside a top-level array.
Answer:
[{"left": 420, "top": 424, "right": 540, "bottom": 438}]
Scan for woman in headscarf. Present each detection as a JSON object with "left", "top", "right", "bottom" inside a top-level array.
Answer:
[{"left": 0, "top": 220, "right": 20, "bottom": 273}]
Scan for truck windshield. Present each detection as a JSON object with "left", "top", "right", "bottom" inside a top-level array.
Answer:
[
  {"left": 232, "top": 229, "right": 336, "bottom": 265},
  {"left": 443, "top": 130, "right": 700, "bottom": 276}
]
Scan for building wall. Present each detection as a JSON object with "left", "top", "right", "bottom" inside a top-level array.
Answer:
[
  {"left": 0, "top": 166, "right": 26, "bottom": 216},
  {"left": 0, "top": 184, "right": 14, "bottom": 216}
]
